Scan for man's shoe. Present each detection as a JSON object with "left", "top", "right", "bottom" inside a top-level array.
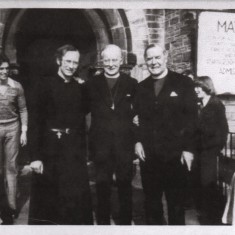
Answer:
[
  {"left": 0, "top": 208, "right": 17, "bottom": 225},
  {"left": 1, "top": 215, "right": 13, "bottom": 225}
]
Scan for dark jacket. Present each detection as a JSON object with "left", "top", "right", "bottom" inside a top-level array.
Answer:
[
  {"left": 85, "top": 72, "right": 137, "bottom": 163},
  {"left": 135, "top": 70, "right": 198, "bottom": 162},
  {"left": 197, "top": 95, "right": 228, "bottom": 151},
  {"left": 196, "top": 95, "right": 228, "bottom": 186}
]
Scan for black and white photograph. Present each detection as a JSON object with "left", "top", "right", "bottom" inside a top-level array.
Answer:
[{"left": 0, "top": 0, "right": 235, "bottom": 234}]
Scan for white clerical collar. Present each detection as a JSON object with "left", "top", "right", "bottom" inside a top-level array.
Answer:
[
  {"left": 58, "top": 71, "right": 72, "bottom": 83},
  {"left": 104, "top": 72, "right": 120, "bottom": 79},
  {"left": 152, "top": 69, "right": 168, "bottom": 80}
]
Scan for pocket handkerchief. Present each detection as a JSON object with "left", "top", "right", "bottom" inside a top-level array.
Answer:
[{"left": 170, "top": 91, "right": 178, "bottom": 97}]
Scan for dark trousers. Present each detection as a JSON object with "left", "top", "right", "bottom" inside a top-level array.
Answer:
[
  {"left": 197, "top": 149, "right": 224, "bottom": 225},
  {"left": 93, "top": 133, "right": 133, "bottom": 225},
  {"left": 184, "top": 158, "right": 201, "bottom": 210},
  {"left": 140, "top": 155, "right": 187, "bottom": 225},
  {"left": 96, "top": 179, "right": 132, "bottom": 225}
]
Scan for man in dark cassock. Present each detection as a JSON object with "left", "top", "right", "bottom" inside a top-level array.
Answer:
[{"left": 28, "top": 44, "right": 93, "bottom": 225}]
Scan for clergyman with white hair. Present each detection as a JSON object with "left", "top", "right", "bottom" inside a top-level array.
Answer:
[{"left": 84, "top": 44, "right": 137, "bottom": 225}]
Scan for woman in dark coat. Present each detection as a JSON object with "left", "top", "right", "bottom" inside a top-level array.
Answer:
[{"left": 194, "top": 76, "right": 228, "bottom": 224}]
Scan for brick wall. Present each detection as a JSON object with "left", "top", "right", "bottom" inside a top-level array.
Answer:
[
  {"left": 1, "top": 8, "right": 235, "bottom": 133},
  {"left": 164, "top": 9, "right": 235, "bottom": 134},
  {"left": 165, "top": 9, "right": 197, "bottom": 74},
  {"left": 132, "top": 9, "right": 197, "bottom": 80},
  {"left": 129, "top": 9, "right": 166, "bottom": 81},
  {"left": 144, "top": 9, "right": 165, "bottom": 45}
]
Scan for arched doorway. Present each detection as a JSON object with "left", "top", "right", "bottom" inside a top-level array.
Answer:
[
  {"left": 9, "top": 9, "right": 98, "bottom": 84},
  {"left": 3, "top": 9, "right": 135, "bottom": 83}
]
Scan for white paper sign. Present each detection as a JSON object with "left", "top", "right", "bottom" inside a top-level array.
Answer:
[{"left": 197, "top": 11, "right": 235, "bottom": 94}]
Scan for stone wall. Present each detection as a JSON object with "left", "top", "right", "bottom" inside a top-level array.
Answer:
[
  {"left": 125, "top": 9, "right": 149, "bottom": 65},
  {"left": 0, "top": 9, "right": 9, "bottom": 51},
  {"left": 1, "top": 8, "right": 235, "bottom": 134},
  {"left": 130, "top": 9, "right": 198, "bottom": 80},
  {"left": 165, "top": 9, "right": 197, "bottom": 74},
  {"left": 145, "top": 9, "right": 165, "bottom": 45},
  {"left": 129, "top": 9, "right": 166, "bottom": 81}
]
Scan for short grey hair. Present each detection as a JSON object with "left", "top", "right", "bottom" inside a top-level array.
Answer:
[
  {"left": 144, "top": 44, "right": 166, "bottom": 58},
  {"left": 101, "top": 44, "right": 123, "bottom": 58}
]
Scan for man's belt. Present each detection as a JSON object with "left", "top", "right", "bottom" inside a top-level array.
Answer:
[{"left": 50, "top": 128, "right": 71, "bottom": 139}]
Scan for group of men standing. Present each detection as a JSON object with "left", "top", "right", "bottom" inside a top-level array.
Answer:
[{"left": 0, "top": 42, "right": 199, "bottom": 225}]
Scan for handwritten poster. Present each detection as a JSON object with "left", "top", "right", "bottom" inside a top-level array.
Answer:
[{"left": 197, "top": 11, "right": 235, "bottom": 94}]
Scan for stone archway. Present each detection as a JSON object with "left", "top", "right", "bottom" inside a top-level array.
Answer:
[
  {"left": 2, "top": 8, "right": 150, "bottom": 66},
  {"left": 4, "top": 9, "right": 99, "bottom": 82},
  {"left": 3, "top": 9, "right": 128, "bottom": 69}
]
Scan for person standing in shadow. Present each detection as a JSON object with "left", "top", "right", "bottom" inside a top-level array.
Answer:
[{"left": 194, "top": 76, "right": 228, "bottom": 225}]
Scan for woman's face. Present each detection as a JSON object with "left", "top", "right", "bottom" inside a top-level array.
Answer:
[{"left": 195, "top": 86, "right": 207, "bottom": 99}]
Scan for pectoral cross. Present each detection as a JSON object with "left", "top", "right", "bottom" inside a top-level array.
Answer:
[{"left": 56, "top": 131, "right": 62, "bottom": 139}]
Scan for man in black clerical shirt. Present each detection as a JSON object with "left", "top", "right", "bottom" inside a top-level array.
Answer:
[
  {"left": 28, "top": 45, "right": 93, "bottom": 225},
  {"left": 85, "top": 44, "right": 137, "bottom": 225},
  {"left": 135, "top": 44, "right": 198, "bottom": 225}
]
